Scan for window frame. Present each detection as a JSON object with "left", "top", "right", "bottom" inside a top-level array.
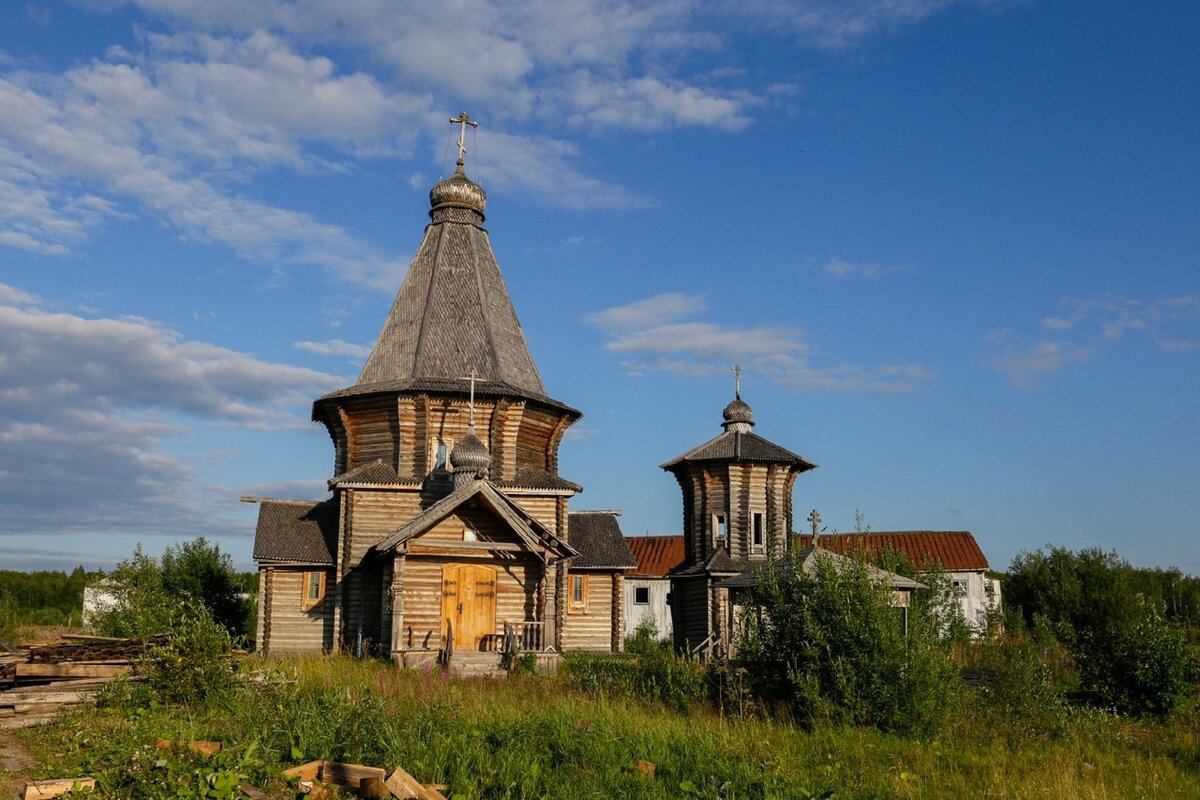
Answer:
[
  {"left": 712, "top": 513, "right": 727, "bottom": 547},
  {"left": 633, "top": 585, "right": 650, "bottom": 605},
  {"left": 751, "top": 512, "right": 765, "bottom": 552},
  {"left": 569, "top": 574, "right": 589, "bottom": 613},
  {"left": 301, "top": 570, "right": 327, "bottom": 611}
]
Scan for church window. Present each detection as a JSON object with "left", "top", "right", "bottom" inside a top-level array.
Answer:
[
  {"left": 301, "top": 570, "right": 326, "bottom": 610},
  {"left": 634, "top": 586, "right": 649, "bottom": 605},
  {"left": 435, "top": 440, "right": 449, "bottom": 470},
  {"left": 570, "top": 574, "right": 589, "bottom": 612},
  {"left": 752, "top": 513, "right": 765, "bottom": 552},
  {"left": 712, "top": 514, "right": 727, "bottom": 546}
]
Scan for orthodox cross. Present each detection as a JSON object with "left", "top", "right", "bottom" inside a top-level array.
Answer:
[
  {"left": 807, "top": 508, "right": 822, "bottom": 541},
  {"left": 732, "top": 364, "right": 743, "bottom": 398},
  {"left": 449, "top": 112, "right": 478, "bottom": 165},
  {"left": 459, "top": 370, "right": 479, "bottom": 427}
]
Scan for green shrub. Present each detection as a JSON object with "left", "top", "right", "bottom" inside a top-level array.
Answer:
[
  {"left": 738, "top": 549, "right": 962, "bottom": 735},
  {"left": 141, "top": 607, "right": 237, "bottom": 706},
  {"left": 1078, "top": 601, "right": 1197, "bottom": 718}
]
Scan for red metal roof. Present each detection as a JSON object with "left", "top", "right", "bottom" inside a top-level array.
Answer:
[
  {"left": 625, "top": 535, "right": 687, "bottom": 577},
  {"left": 794, "top": 532, "right": 990, "bottom": 571}
]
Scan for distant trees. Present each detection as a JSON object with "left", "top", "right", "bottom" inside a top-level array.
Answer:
[
  {"left": 90, "top": 537, "right": 252, "bottom": 640},
  {"left": 1005, "top": 546, "right": 1198, "bottom": 717},
  {"left": 0, "top": 566, "right": 97, "bottom": 641}
]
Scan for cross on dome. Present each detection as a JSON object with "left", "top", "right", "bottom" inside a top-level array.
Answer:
[{"left": 449, "top": 112, "right": 478, "bottom": 166}]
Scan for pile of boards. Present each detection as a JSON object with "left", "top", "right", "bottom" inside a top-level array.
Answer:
[{"left": 0, "top": 634, "right": 158, "bottom": 730}]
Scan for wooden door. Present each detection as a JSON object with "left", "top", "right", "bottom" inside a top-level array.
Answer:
[{"left": 441, "top": 565, "right": 497, "bottom": 651}]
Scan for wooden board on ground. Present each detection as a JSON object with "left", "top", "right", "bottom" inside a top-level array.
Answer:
[
  {"left": 21, "top": 777, "right": 96, "bottom": 798},
  {"left": 385, "top": 767, "right": 447, "bottom": 800},
  {"left": 320, "top": 760, "right": 387, "bottom": 788}
]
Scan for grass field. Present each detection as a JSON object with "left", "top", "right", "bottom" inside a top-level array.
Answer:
[{"left": 4, "top": 653, "right": 1199, "bottom": 799}]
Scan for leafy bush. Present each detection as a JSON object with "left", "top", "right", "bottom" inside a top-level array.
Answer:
[
  {"left": 737, "top": 549, "right": 962, "bottom": 735},
  {"left": 141, "top": 606, "right": 237, "bottom": 706},
  {"left": 624, "top": 618, "right": 668, "bottom": 656},
  {"left": 1077, "top": 601, "right": 1197, "bottom": 717},
  {"left": 1006, "top": 546, "right": 1198, "bottom": 717},
  {"left": 91, "top": 538, "right": 250, "bottom": 639}
]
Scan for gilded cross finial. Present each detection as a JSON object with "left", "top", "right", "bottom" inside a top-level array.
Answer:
[
  {"left": 459, "top": 370, "right": 479, "bottom": 427},
  {"left": 449, "top": 112, "right": 478, "bottom": 166},
  {"left": 732, "top": 364, "right": 743, "bottom": 398}
]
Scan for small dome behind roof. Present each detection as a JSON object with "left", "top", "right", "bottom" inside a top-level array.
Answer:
[
  {"left": 721, "top": 394, "right": 755, "bottom": 433},
  {"left": 451, "top": 426, "right": 491, "bottom": 478}
]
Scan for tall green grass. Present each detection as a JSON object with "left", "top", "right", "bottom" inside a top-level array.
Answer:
[{"left": 15, "top": 654, "right": 1200, "bottom": 799}]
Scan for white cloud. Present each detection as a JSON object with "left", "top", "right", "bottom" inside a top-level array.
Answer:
[
  {"left": 590, "top": 292, "right": 931, "bottom": 392},
  {"left": 294, "top": 338, "right": 372, "bottom": 359},
  {"left": 992, "top": 292, "right": 1200, "bottom": 386},
  {"left": 819, "top": 257, "right": 907, "bottom": 279},
  {"left": 988, "top": 340, "right": 1090, "bottom": 389},
  {"left": 586, "top": 292, "right": 708, "bottom": 330},
  {"left": 0, "top": 285, "right": 343, "bottom": 536}
]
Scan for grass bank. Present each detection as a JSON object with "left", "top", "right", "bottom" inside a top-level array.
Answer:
[{"left": 12, "top": 654, "right": 1200, "bottom": 799}]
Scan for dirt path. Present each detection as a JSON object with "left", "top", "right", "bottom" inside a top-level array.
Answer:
[{"left": 0, "top": 729, "right": 37, "bottom": 797}]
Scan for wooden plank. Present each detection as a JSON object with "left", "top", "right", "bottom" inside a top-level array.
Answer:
[
  {"left": 21, "top": 778, "right": 96, "bottom": 799},
  {"left": 238, "top": 785, "right": 271, "bottom": 800},
  {"left": 2, "top": 690, "right": 97, "bottom": 704},
  {"left": 320, "top": 760, "right": 386, "bottom": 788},
  {"left": 385, "top": 767, "right": 447, "bottom": 800},
  {"left": 16, "top": 664, "right": 129, "bottom": 679},
  {"left": 281, "top": 760, "right": 324, "bottom": 782}
]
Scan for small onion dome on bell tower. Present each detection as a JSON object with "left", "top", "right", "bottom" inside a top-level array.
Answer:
[
  {"left": 451, "top": 425, "right": 492, "bottom": 484},
  {"left": 721, "top": 394, "right": 755, "bottom": 433}
]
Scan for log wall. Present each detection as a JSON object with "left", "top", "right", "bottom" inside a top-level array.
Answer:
[
  {"left": 261, "top": 567, "right": 334, "bottom": 654},
  {"left": 561, "top": 572, "right": 617, "bottom": 652}
]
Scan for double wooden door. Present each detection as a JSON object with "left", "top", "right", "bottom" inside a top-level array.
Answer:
[{"left": 441, "top": 565, "right": 497, "bottom": 651}]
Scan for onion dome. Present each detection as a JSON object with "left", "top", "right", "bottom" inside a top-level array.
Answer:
[
  {"left": 429, "top": 161, "right": 487, "bottom": 223},
  {"left": 450, "top": 426, "right": 491, "bottom": 479},
  {"left": 721, "top": 394, "right": 755, "bottom": 433}
]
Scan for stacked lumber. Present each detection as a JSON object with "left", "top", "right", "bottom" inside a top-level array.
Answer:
[{"left": 0, "top": 635, "right": 151, "bottom": 730}]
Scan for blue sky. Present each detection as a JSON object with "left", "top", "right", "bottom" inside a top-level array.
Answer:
[{"left": 1, "top": 1, "right": 1197, "bottom": 575}]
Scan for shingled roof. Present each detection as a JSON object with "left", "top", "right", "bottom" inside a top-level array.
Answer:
[
  {"left": 372, "top": 479, "right": 576, "bottom": 558},
  {"left": 568, "top": 512, "right": 637, "bottom": 570},
  {"left": 661, "top": 430, "right": 816, "bottom": 471},
  {"left": 328, "top": 163, "right": 550, "bottom": 406},
  {"left": 793, "top": 532, "right": 990, "bottom": 571},
  {"left": 252, "top": 499, "right": 339, "bottom": 565},
  {"left": 625, "top": 535, "right": 686, "bottom": 577},
  {"left": 718, "top": 546, "right": 923, "bottom": 591}
]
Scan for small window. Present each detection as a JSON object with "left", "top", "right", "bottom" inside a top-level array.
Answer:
[
  {"left": 301, "top": 570, "right": 326, "bottom": 610},
  {"left": 634, "top": 586, "right": 650, "bottom": 605},
  {"left": 569, "top": 574, "right": 589, "bottom": 613},
  {"left": 952, "top": 579, "right": 968, "bottom": 597},
  {"left": 435, "top": 440, "right": 449, "bottom": 470},
  {"left": 752, "top": 513, "right": 764, "bottom": 550},
  {"left": 463, "top": 528, "right": 478, "bottom": 542},
  {"left": 713, "top": 514, "right": 727, "bottom": 546}
]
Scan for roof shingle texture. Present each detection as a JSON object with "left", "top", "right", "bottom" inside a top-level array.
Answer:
[
  {"left": 252, "top": 500, "right": 339, "bottom": 565},
  {"left": 568, "top": 512, "right": 637, "bottom": 569},
  {"left": 792, "top": 532, "right": 990, "bottom": 571},
  {"left": 625, "top": 535, "right": 686, "bottom": 577},
  {"left": 661, "top": 430, "right": 816, "bottom": 470},
  {"left": 354, "top": 214, "right": 545, "bottom": 398}
]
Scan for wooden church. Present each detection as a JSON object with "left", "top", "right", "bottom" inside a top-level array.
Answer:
[{"left": 249, "top": 125, "right": 635, "bottom": 667}]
